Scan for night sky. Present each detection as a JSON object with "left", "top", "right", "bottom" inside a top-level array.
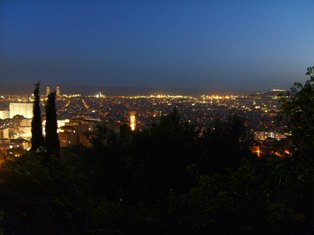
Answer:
[{"left": 0, "top": 0, "right": 313, "bottom": 94}]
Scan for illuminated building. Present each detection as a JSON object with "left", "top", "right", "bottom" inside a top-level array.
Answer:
[
  {"left": 0, "top": 110, "right": 9, "bottom": 119},
  {"left": 9, "top": 103, "right": 33, "bottom": 119},
  {"left": 130, "top": 112, "right": 136, "bottom": 131},
  {"left": 46, "top": 86, "right": 50, "bottom": 96},
  {"left": 59, "top": 127, "right": 78, "bottom": 147},
  {"left": 0, "top": 128, "right": 10, "bottom": 139},
  {"left": 18, "top": 119, "right": 32, "bottom": 139},
  {"left": 96, "top": 91, "right": 105, "bottom": 98},
  {"left": 56, "top": 86, "right": 61, "bottom": 97},
  {"left": 58, "top": 121, "right": 92, "bottom": 147},
  {"left": 254, "top": 131, "right": 286, "bottom": 141}
]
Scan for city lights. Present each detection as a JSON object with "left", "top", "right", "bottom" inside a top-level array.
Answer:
[
  {"left": 0, "top": 88, "right": 289, "bottom": 158},
  {"left": 130, "top": 112, "right": 136, "bottom": 131}
]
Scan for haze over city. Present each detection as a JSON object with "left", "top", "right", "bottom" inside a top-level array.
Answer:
[{"left": 1, "top": 0, "right": 313, "bottom": 94}]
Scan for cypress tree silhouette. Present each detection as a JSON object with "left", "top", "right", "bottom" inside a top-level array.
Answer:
[
  {"left": 31, "top": 82, "right": 44, "bottom": 151},
  {"left": 45, "top": 92, "right": 60, "bottom": 155}
]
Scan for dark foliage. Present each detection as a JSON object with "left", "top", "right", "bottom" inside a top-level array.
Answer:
[
  {"left": 2, "top": 69, "right": 314, "bottom": 234},
  {"left": 280, "top": 66, "right": 314, "bottom": 157},
  {"left": 201, "top": 115, "right": 254, "bottom": 173}
]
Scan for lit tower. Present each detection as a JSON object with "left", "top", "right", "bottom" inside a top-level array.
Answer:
[
  {"left": 99, "top": 91, "right": 105, "bottom": 98},
  {"left": 129, "top": 112, "right": 136, "bottom": 131},
  {"left": 46, "top": 86, "right": 50, "bottom": 97},
  {"left": 56, "top": 86, "right": 61, "bottom": 97}
]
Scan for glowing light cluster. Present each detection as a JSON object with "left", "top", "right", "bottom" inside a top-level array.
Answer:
[
  {"left": 201, "top": 95, "right": 238, "bottom": 100},
  {"left": 130, "top": 112, "right": 136, "bottom": 131},
  {"left": 271, "top": 89, "right": 286, "bottom": 92},
  {"left": 149, "top": 94, "right": 192, "bottom": 99},
  {"left": 62, "top": 94, "right": 81, "bottom": 98},
  {"left": 125, "top": 94, "right": 193, "bottom": 99}
]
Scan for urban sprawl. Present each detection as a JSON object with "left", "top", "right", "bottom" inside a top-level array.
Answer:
[{"left": 0, "top": 86, "right": 290, "bottom": 161}]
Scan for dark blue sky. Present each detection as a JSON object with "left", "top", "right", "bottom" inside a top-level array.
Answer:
[{"left": 0, "top": 0, "right": 313, "bottom": 93}]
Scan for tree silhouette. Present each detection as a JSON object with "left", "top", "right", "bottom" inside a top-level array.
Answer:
[
  {"left": 202, "top": 115, "right": 253, "bottom": 173},
  {"left": 45, "top": 92, "right": 60, "bottom": 155},
  {"left": 281, "top": 65, "right": 314, "bottom": 156},
  {"left": 2, "top": 103, "right": 314, "bottom": 234},
  {"left": 119, "top": 123, "right": 132, "bottom": 140},
  {"left": 122, "top": 108, "right": 199, "bottom": 203},
  {"left": 31, "top": 82, "right": 44, "bottom": 151}
]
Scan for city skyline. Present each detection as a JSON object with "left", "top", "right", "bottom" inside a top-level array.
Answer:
[
  {"left": 0, "top": 83, "right": 288, "bottom": 97},
  {"left": 1, "top": 1, "right": 313, "bottom": 92}
]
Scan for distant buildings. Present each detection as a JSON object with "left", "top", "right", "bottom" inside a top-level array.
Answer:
[
  {"left": 56, "top": 86, "right": 61, "bottom": 97},
  {"left": 58, "top": 119, "right": 96, "bottom": 148},
  {"left": 254, "top": 131, "right": 287, "bottom": 141},
  {"left": 46, "top": 85, "right": 61, "bottom": 97},
  {"left": 0, "top": 88, "right": 290, "bottom": 159},
  {"left": 46, "top": 86, "right": 50, "bottom": 97}
]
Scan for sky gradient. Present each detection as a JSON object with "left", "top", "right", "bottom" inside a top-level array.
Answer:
[{"left": 0, "top": 0, "right": 314, "bottom": 94}]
